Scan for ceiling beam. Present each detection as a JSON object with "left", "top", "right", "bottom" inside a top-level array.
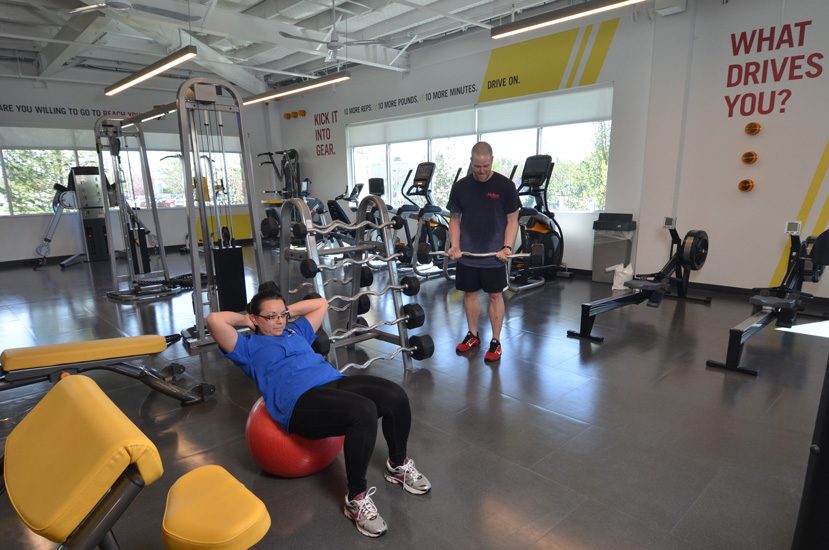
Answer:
[
  {"left": 38, "top": 12, "right": 111, "bottom": 77},
  {"left": 74, "top": 0, "right": 408, "bottom": 71}
]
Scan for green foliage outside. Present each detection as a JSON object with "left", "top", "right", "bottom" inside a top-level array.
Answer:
[
  {"left": 548, "top": 121, "right": 610, "bottom": 212},
  {"left": 4, "top": 149, "right": 75, "bottom": 214}
]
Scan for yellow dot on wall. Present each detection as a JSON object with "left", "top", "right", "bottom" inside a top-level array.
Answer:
[
  {"left": 741, "top": 151, "right": 759, "bottom": 164},
  {"left": 283, "top": 113, "right": 291, "bottom": 120},
  {"left": 738, "top": 179, "right": 755, "bottom": 192},
  {"left": 291, "top": 112, "right": 298, "bottom": 118},
  {"left": 299, "top": 109, "right": 306, "bottom": 117}
]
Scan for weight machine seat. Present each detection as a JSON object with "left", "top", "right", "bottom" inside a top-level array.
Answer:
[
  {"left": 749, "top": 294, "right": 799, "bottom": 310},
  {"left": 1, "top": 335, "right": 167, "bottom": 373},
  {"left": 624, "top": 279, "right": 664, "bottom": 292},
  {"left": 162, "top": 465, "right": 271, "bottom": 550},
  {"left": 3, "top": 375, "right": 164, "bottom": 543}
]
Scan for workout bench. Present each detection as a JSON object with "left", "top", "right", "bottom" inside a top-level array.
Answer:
[
  {"left": 0, "top": 334, "right": 214, "bottom": 406},
  {"left": 567, "top": 226, "right": 710, "bottom": 343},
  {"left": 1, "top": 374, "right": 270, "bottom": 549}
]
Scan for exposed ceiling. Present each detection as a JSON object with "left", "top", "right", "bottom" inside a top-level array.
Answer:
[{"left": 0, "top": 0, "right": 568, "bottom": 95}]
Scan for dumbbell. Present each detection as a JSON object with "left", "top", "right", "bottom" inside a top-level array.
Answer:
[
  {"left": 416, "top": 243, "right": 544, "bottom": 266},
  {"left": 395, "top": 275, "right": 420, "bottom": 296},
  {"left": 401, "top": 303, "right": 426, "bottom": 329}
]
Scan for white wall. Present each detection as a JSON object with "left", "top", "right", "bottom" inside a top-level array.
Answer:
[{"left": 274, "top": 0, "right": 829, "bottom": 295}]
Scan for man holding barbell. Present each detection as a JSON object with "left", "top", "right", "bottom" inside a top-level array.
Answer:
[{"left": 446, "top": 141, "right": 520, "bottom": 363}]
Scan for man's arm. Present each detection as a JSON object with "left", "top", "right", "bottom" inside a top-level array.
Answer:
[
  {"left": 288, "top": 297, "right": 328, "bottom": 333},
  {"left": 448, "top": 214, "right": 462, "bottom": 260},
  {"left": 206, "top": 311, "right": 253, "bottom": 354},
  {"left": 496, "top": 210, "right": 520, "bottom": 262}
]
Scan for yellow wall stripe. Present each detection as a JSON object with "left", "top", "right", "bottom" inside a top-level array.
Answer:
[
  {"left": 769, "top": 138, "right": 829, "bottom": 285},
  {"left": 579, "top": 18, "right": 620, "bottom": 86},
  {"left": 567, "top": 25, "right": 593, "bottom": 89}
]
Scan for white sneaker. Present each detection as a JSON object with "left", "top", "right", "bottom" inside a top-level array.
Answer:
[
  {"left": 384, "top": 457, "right": 432, "bottom": 495},
  {"left": 343, "top": 487, "right": 387, "bottom": 537}
]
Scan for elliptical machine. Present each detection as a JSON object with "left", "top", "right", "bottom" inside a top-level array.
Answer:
[
  {"left": 394, "top": 162, "right": 456, "bottom": 278},
  {"left": 509, "top": 155, "right": 569, "bottom": 290}
]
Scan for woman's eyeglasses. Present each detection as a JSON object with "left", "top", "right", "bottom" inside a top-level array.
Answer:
[{"left": 255, "top": 311, "right": 290, "bottom": 321}]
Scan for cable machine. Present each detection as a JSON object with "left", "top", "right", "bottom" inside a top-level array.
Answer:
[
  {"left": 94, "top": 117, "right": 181, "bottom": 302},
  {"left": 171, "top": 77, "right": 266, "bottom": 347}
]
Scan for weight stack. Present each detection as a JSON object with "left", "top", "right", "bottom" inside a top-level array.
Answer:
[{"left": 213, "top": 246, "right": 247, "bottom": 312}]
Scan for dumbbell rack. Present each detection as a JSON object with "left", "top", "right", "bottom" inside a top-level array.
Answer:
[{"left": 278, "top": 195, "right": 432, "bottom": 371}]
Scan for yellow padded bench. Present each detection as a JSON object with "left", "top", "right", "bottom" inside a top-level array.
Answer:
[
  {"left": 0, "top": 335, "right": 214, "bottom": 406},
  {"left": 4, "top": 374, "right": 164, "bottom": 545},
  {"left": 2, "top": 375, "right": 270, "bottom": 549},
  {"left": 1, "top": 335, "right": 166, "bottom": 372},
  {"left": 162, "top": 465, "right": 271, "bottom": 550}
]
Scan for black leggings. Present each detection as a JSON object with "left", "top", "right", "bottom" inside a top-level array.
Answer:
[{"left": 288, "top": 375, "right": 411, "bottom": 497}]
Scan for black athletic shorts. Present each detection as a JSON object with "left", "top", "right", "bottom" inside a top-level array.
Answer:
[{"left": 455, "top": 262, "right": 508, "bottom": 293}]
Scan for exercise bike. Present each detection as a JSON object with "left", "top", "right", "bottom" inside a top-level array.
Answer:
[
  {"left": 706, "top": 223, "right": 829, "bottom": 376},
  {"left": 567, "top": 219, "right": 710, "bottom": 342}
]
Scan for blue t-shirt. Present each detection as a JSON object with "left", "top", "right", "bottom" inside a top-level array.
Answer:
[
  {"left": 446, "top": 172, "right": 521, "bottom": 268},
  {"left": 223, "top": 316, "right": 344, "bottom": 431}
]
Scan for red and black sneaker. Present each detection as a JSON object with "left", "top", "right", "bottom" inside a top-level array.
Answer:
[
  {"left": 455, "top": 332, "right": 480, "bottom": 354},
  {"left": 484, "top": 339, "right": 502, "bottom": 363}
]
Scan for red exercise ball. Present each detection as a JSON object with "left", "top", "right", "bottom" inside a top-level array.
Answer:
[{"left": 245, "top": 397, "right": 344, "bottom": 478}]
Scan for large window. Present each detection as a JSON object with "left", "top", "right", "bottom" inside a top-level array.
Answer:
[
  {"left": 389, "top": 140, "right": 427, "bottom": 207},
  {"left": 430, "top": 135, "right": 476, "bottom": 209},
  {"left": 480, "top": 128, "right": 538, "bottom": 184},
  {"left": 541, "top": 120, "right": 610, "bottom": 211},
  {"left": 4, "top": 149, "right": 76, "bottom": 214},
  {"left": 347, "top": 86, "right": 613, "bottom": 213}
]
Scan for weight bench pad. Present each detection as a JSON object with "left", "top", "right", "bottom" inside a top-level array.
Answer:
[
  {"left": 162, "top": 465, "right": 271, "bottom": 550},
  {"left": 4, "top": 375, "right": 163, "bottom": 542},
  {"left": 1, "top": 335, "right": 167, "bottom": 372}
]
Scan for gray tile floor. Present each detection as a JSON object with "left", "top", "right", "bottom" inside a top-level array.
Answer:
[{"left": 0, "top": 248, "right": 825, "bottom": 549}]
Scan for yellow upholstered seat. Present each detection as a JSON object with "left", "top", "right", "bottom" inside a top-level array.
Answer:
[
  {"left": 3, "top": 374, "right": 163, "bottom": 543},
  {"left": 1, "top": 335, "right": 167, "bottom": 372},
  {"left": 162, "top": 465, "right": 271, "bottom": 550}
]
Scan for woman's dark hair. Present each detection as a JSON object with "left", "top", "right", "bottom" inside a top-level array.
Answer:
[{"left": 247, "top": 281, "right": 283, "bottom": 315}]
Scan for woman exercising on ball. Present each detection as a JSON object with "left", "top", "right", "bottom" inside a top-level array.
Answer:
[{"left": 206, "top": 286, "right": 430, "bottom": 538}]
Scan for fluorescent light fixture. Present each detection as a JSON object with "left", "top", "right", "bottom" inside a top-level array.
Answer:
[
  {"left": 243, "top": 71, "right": 351, "bottom": 106},
  {"left": 491, "top": 0, "right": 647, "bottom": 40},
  {"left": 121, "top": 101, "right": 176, "bottom": 128},
  {"left": 104, "top": 45, "right": 197, "bottom": 96}
]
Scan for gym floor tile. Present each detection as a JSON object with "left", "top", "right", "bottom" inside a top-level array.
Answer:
[{"left": 0, "top": 253, "right": 823, "bottom": 549}]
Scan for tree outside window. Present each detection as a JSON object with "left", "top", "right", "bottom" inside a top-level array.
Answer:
[
  {"left": 4, "top": 149, "right": 75, "bottom": 214},
  {"left": 431, "top": 135, "right": 476, "bottom": 209}
]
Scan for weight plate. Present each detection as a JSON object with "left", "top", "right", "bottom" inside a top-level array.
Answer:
[{"left": 681, "top": 230, "right": 709, "bottom": 271}]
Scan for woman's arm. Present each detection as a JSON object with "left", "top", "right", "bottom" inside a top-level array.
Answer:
[
  {"left": 206, "top": 311, "right": 254, "bottom": 353},
  {"left": 287, "top": 297, "right": 328, "bottom": 333}
]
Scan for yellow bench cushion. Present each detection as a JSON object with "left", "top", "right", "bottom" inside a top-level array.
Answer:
[
  {"left": 3, "top": 375, "right": 163, "bottom": 542},
  {"left": 1, "top": 335, "right": 167, "bottom": 372},
  {"left": 162, "top": 465, "right": 271, "bottom": 550}
]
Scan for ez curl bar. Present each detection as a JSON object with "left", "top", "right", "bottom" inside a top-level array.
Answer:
[
  {"left": 300, "top": 254, "right": 402, "bottom": 279},
  {"left": 291, "top": 215, "right": 404, "bottom": 238},
  {"left": 331, "top": 304, "right": 427, "bottom": 340},
  {"left": 416, "top": 243, "right": 545, "bottom": 265},
  {"left": 337, "top": 333, "right": 435, "bottom": 373}
]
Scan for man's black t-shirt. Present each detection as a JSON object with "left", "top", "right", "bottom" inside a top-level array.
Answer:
[{"left": 446, "top": 172, "right": 520, "bottom": 268}]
